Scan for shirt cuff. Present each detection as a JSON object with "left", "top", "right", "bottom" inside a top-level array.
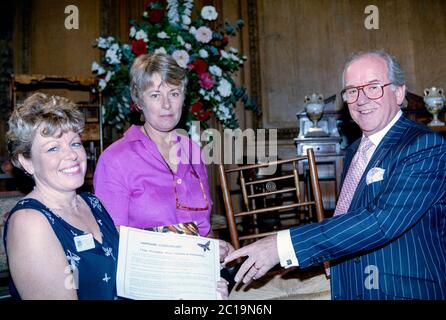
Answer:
[{"left": 277, "top": 229, "right": 299, "bottom": 268}]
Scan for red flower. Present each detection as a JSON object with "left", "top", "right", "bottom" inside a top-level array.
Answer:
[
  {"left": 191, "top": 101, "right": 204, "bottom": 113},
  {"left": 191, "top": 59, "right": 208, "bottom": 74},
  {"left": 196, "top": 111, "right": 211, "bottom": 121},
  {"left": 198, "top": 72, "right": 214, "bottom": 90},
  {"left": 132, "top": 39, "right": 148, "bottom": 56},
  {"left": 148, "top": 9, "right": 164, "bottom": 23}
]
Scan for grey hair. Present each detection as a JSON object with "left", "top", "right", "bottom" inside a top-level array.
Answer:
[
  {"left": 341, "top": 50, "right": 405, "bottom": 87},
  {"left": 7, "top": 92, "right": 84, "bottom": 171},
  {"left": 130, "top": 53, "right": 188, "bottom": 110}
]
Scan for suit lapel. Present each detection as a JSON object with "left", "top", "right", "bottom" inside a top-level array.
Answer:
[{"left": 348, "top": 115, "right": 412, "bottom": 210}]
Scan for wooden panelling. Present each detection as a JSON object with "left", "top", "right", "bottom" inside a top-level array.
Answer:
[{"left": 256, "top": 0, "right": 446, "bottom": 129}]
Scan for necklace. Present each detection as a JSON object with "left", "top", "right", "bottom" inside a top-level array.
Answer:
[{"left": 33, "top": 187, "right": 80, "bottom": 214}]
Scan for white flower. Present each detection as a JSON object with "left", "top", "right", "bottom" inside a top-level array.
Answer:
[
  {"left": 107, "top": 36, "right": 115, "bottom": 42},
  {"left": 184, "top": 43, "right": 192, "bottom": 51},
  {"left": 91, "top": 61, "right": 105, "bottom": 75},
  {"left": 129, "top": 26, "right": 136, "bottom": 38},
  {"left": 91, "top": 61, "right": 99, "bottom": 71},
  {"left": 157, "top": 31, "right": 169, "bottom": 39},
  {"left": 220, "top": 50, "right": 229, "bottom": 59},
  {"left": 195, "top": 26, "right": 213, "bottom": 43},
  {"left": 217, "top": 79, "right": 232, "bottom": 97},
  {"left": 135, "top": 30, "right": 148, "bottom": 42},
  {"left": 177, "top": 35, "right": 185, "bottom": 46},
  {"left": 154, "top": 47, "right": 167, "bottom": 54},
  {"left": 172, "top": 50, "right": 190, "bottom": 68},
  {"left": 182, "top": 15, "right": 191, "bottom": 25},
  {"left": 143, "top": 11, "right": 148, "bottom": 18},
  {"left": 199, "top": 49, "right": 209, "bottom": 58},
  {"left": 167, "top": 0, "right": 180, "bottom": 24},
  {"left": 199, "top": 89, "right": 206, "bottom": 96},
  {"left": 218, "top": 104, "right": 232, "bottom": 120},
  {"left": 96, "top": 37, "right": 108, "bottom": 49},
  {"left": 105, "top": 70, "right": 114, "bottom": 82},
  {"left": 98, "top": 79, "right": 107, "bottom": 91},
  {"left": 189, "top": 26, "right": 197, "bottom": 35},
  {"left": 230, "top": 53, "right": 241, "bottom": 62},
  {"left": 201, "top": 6, "right": 218, "bottom": 21},
  {"left": 184, "top": 0, "right": 193, "bottom": 9},
  {"left": 229, "top": 47, "right": 239, "bottom": 54},
  {"left": 214, "top": 94, "right": 222, "bottom": 102},
  {"left": 209, "top": 65, "right": 222, "bottom": 77},
  {"left": 105, "top": 44, "right": 121, "bottom": 64}
]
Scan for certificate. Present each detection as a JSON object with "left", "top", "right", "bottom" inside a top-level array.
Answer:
[{"left": 117, "top": 226, "right": 220, "bottom": 300}]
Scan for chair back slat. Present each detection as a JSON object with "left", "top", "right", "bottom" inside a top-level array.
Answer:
[
  {"left": 239, "top": 170, "right": 250, "bottom": 211},
  {"left": 218, "top": 148, "right": 325, "bottom": 250},
  {"left": 244, "top": 174, "right": 294, "bottom": 186},
  {"left": 247, "top": 187, "right": 297, "bottom": 199},
  {"left": 292, "top": 162, "right": 304, "bottom": 203},
  {"left": 234, "top": 201, "right": 315, "bottom": 217}
]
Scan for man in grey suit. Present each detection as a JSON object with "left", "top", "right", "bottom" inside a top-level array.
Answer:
[{"left": 224, "top": 50, "right": 446, "bottom": 300}]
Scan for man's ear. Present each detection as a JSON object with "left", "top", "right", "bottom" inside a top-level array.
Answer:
[
  {"left": 395, "top": 85, "right": 406, "bottom": 106},
  {"left": 18, "top": 154, "right": 34, "bottom": 176}
]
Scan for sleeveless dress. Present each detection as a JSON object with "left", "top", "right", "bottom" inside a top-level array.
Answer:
[{"left": 3, "top": 192, "right": 119, "bottom": 300}]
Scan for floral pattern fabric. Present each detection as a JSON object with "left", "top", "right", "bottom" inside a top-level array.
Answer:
[{"left": 3, "top": 193, "right": 119, "bottom": 300}]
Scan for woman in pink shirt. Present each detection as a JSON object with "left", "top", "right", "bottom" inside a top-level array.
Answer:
[{"left": 93, "top": 53, "right": 233, "bottom": 298}]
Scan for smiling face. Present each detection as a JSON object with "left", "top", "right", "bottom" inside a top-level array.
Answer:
[
  {"left": 139, "top": 73, "right": 184, "bottom": 134},
  {"left": 344, "top": 55, "right": 406, "bottom": 136},
  {"left": 19, "top": 126, "right": 87, "bottom": 192}
]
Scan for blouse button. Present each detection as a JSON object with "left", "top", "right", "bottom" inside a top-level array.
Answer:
[{"left": 177, "top": 178, "right": 182, "bottom": 184}]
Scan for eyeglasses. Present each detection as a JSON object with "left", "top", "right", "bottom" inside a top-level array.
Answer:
[
  {"left": 341, "top": 83, "right": 392, "bottom": 104},
  {"left": 174, "top": 166, "right": 210, "bottom": 212}
]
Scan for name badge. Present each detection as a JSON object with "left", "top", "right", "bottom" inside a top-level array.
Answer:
[{"left": 74, "top": 233, "right": 95, "bottom": 252}]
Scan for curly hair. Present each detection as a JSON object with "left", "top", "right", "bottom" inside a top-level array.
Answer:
[{"left": 7, "top": 92, "right": 84, "bottom": 171}]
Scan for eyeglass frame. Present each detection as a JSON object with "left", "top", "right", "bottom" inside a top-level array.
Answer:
[
  {"left": 143, "top": 123, "right": 210, "bottom": 212},
  {"left": 341, "top": 82, "right": 393, "bottom": 104}
]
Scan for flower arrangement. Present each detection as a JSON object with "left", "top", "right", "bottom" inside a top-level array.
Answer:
[{"left": 91, "top": 0, "right": 259, "bottom": 131}]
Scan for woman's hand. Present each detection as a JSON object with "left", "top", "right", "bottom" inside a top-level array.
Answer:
[
  {"left": 216, "top": 278, "right": 229, "bottom": 300},
  {"left": 218, "top": 239, "right": 235, "bottom": 262}
]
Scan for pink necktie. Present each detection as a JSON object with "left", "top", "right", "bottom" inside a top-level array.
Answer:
[{"left": 334, "top": 137, "right": 374, "bottom": 216}]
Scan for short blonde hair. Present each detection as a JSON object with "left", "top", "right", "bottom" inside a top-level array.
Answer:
[
  {"left": 130, "top": 53, "right": 188, "bottom": 109},
  {"left": 7, "top": 92, "right": 84, "bottom": 171}
]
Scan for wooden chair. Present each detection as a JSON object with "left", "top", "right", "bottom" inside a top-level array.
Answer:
[{"left": 218, "top": 148, "right": 325, "bottom": 250}]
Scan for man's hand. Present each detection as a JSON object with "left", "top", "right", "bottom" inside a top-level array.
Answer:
[
  {"left": 223, "top": 234, "right": 279, "bottom": 283},
  {"left": 218, "top": 239, "right": 235, "bottom": 262}
]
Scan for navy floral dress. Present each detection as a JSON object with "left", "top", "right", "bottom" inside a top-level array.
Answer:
[{"left": 3, "top": 192, "right": 119, "bottom": 300}]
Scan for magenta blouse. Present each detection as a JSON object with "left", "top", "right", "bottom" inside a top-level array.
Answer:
[{"left": 93, "top": 125, "right": 213, "bottom": 236}]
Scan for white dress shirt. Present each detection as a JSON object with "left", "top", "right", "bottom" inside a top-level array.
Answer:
[{"left": 277, "top": 110, "right": 403, "bottom": 268}]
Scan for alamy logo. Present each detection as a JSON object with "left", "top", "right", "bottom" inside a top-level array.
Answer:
[
  {"left": 364, "top": 265, "right": 379, "bottom": 290},
  {"left": 65, "top": 5, "right": 79, "bottom": 30},
  {"left": 364, "top": 5, "right": 379, "bottom": 30},
  {"left": 168, "top": 122, "right": 279, "bottom": 175}
]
